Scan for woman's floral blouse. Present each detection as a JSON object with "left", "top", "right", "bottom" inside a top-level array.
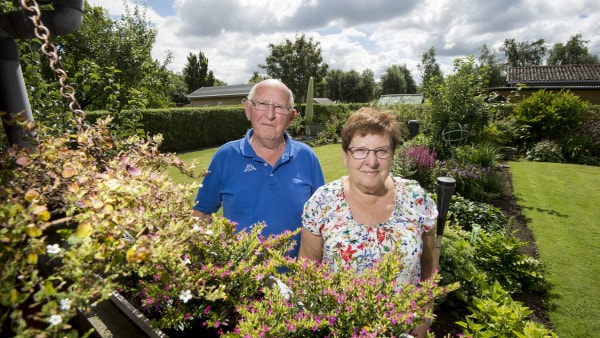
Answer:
[{"left": 302, "top": 176, "right": 438, "bottom": 285}]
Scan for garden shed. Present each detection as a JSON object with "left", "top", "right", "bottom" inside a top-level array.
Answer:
[{"left": 490, "top": 64, "right": 600, "bottom": 104}]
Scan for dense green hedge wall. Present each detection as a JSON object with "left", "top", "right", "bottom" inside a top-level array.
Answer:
[{"left": 82, "top": 104, "right": 360, "bottom": 153}]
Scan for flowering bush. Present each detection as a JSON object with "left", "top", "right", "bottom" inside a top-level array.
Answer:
[
  {"left": 525, "top": 140, "right": 565, "bottom": 163},
  {"left": 393, "top": 144, "right": 437, "bottom": 187},
  {"left": 432, "top": 159, "right": 487, "bottom": 201},
  {"left": 231, "top": 250, "right": 459, "bottom": 337},
  {"left": 0, "top": 117, "right": 255, "bottom": 337},
  {"left": 119, "top": 218, "right": 296, "bottom": 332}
]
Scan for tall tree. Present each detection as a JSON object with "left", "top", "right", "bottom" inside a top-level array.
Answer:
[
  {"left": 16, "top": 1, "right": 174, "bottom": 137},
  {"left": 248, "top": 71, "right": 269, "bottom": 83},
  {"left": 547, "top": 34, "right": 599, "bottom": 65},
  {"left": 357, "top": 69, "right": 376, "bottom": 102},
  {"left": 324, "top": 69, "right": 344, "bottom": 101},
  {"left": 418, "top": 47, "right": 443, "bottom": 95},
  {"left": 183, "top": 51, "right": 209, "bottom": 93},
  {"left": 500, "top": 38, "right": 547, "bottom": 66},
  {"left": 427, "top": 56, "right": 493, "bottom": 157},
  {"left": 400, "top": 66, "right": 417, "bottom": 94},
  {"left": 324, "top": 69, "right": 375, "bottom": 103},
  {"left": 381, "top": 64, "right": 407, "bottom": 94},
  {"left": 340, "top": 70, "right": 361, "bottom": 102},
  {"left": 477, "top": 44, "right": 506, "bottom": 87},
  {"left": 260, "top": 34, "right": 329, "bottom": 105}
]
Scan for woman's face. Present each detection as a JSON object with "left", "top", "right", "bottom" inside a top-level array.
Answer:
[{"left": 343, "top": 132, "right": 394, "bottom": 193}]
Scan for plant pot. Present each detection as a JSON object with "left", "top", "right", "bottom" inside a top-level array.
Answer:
[{"left": 81, "top": 291, "right": 167, "bottom": 338}]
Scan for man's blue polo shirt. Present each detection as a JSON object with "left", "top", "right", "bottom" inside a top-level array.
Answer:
[{"left": 194, "top": 129, "right": 325, "bottom": 257}]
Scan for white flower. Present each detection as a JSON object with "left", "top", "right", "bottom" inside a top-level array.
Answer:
[
  {"left": 179, "top": 290, "right": 192, "bottom": 304},
  {"left": 46, "top": 244, "right": 61, "bottom": 255},
  {"left": 192, "top": 224, "right": 201, "bottom": 232},
  {"left": 182, "top": 257, "right": 191, "bottom": 265},
  {"left": 60, "top": 298, "right": 71, "bottom": 311},
  {"left": 198, "top": 183, "right": 203, "bottom": 188},
  {"left": 48, "top": 314, "right": 62, "bottom": 326},
  {"left": 205, "top": 230, "right": 214, "bottom": 235}
]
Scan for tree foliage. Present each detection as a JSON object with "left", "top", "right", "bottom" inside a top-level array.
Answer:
[
  {"left": 12, "top": 2, "right": 176, "bottom": 136},
  {"left": 426, "top": 56, "right": 494, "bottom": 157},
  {"left": 500, "top": 38, "right": 547, "bottom": 66},
  {"left": 381, "top": 64, "right": 407, "bottom": 94},
  {"left": 547, "top": 34, "right": 600, "bottom": 65},
  {"left": 418, "top": 47, "right": 443, "bottom": 95},
  {"left": 324, "top": 69, "right": 375, "bottom": 103},
  {"left": 260, "top": 34, "right": 329, "bottom": 104},
  {"left": 183, "top": 51, "right": 217, "bottom": 93},
  {"left": 477, "top": 44, "right": 506, "bottom": 87},
  {"left": 248, "top": 71, "right": 270, "bottom": 83}
]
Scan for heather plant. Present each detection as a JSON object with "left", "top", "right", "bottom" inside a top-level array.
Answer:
[
  {"left": 231, "top": 249, "right": 460, "bottom": 337},
  {"left": 392, "top": 144, "right": 437, "bottom": 188}
]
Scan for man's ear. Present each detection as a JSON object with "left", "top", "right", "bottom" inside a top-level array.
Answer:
[{"left": 244, "top": 100, "right": 252, "bottom": 120}]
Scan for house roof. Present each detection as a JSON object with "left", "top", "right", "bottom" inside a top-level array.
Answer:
[
  {"left": 378, "top": 94, "right": 424, "bottom": 105},
  {"left": 187, "top": 84, "right": 255, "bottom": 99},
  {"left": 506, "top": 64, "right": 600, "bottom": 87},
  {"left": 313, "top": 97, "right": 334, "bottom": 104}
]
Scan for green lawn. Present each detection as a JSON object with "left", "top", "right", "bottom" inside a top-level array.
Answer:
[
  {"left": 167, "top": 143, "right": 347, "bottom": 186},
  {"left": 509, "top": 161, "right": 600, "bottom": 338}
]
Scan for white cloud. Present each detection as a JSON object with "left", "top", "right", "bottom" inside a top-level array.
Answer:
[{"left": 88, "top": 0, "right": 600, "bottom": 87}]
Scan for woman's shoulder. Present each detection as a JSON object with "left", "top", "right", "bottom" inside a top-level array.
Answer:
[
  {"left": 312, "top": 178, "right": 344, "bottom": 196},
  {"left": 392, "top": 177, "right": 428, "bottom": 194}
]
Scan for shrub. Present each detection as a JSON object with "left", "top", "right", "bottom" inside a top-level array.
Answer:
[
  {"left": 448, "top": 196, "right": 506, "bottom": 233},
  {"left": 431, "top": 159, "right": 487, "bottom": 201},
  {"left": 526, "top": 140, "right": 565, "bottom": 163},
  {"left": 457, "top": 281, "right": 557, "bottom": 337},
  {"left": 0, "top": 118, "right": 209, "bottom": 337},
  {"left": 233, "top": 250, "right": 459, "bottom": 337},
  {"left": 473, "top": 229, "right": 546, "bottom": 294},
  {"left": 455, "top": 143, "right": 502, "bottom": 168},
  {"left": 512, "top": 89, "right": 588, "bottom": 143},
  {"left": 392, "top": 144, "right": 437, "bottom": 187}
]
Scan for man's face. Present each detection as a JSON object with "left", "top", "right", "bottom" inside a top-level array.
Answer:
[{"left": 245, "top": 85, "right": 296, "bottom": 142}]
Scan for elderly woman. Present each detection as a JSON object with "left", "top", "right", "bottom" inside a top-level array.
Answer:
[{"left": 298, "top": 107, "right": 438, "bottom": 337}]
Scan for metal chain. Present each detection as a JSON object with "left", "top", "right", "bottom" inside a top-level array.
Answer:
[{"left": 19, "top": 0, "right": 87, "bottom": 131}]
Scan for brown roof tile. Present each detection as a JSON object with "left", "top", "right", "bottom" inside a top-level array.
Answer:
[{"left": 507, "top": 64, "right": 600, "bottom": 85}]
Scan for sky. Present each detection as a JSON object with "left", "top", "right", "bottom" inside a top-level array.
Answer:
[{"left": 87, "top": 0, "right": 600, "bottom": 86}]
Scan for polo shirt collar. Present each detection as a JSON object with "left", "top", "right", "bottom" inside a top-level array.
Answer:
[{"left": 240, "top": 129, "right": 293, "bottom": 163}]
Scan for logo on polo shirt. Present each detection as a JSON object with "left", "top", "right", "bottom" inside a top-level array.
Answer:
[{"left": 243, "top": 164, "right": 257, "bottom": 172}]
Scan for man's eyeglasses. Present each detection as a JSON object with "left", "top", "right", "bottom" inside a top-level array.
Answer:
[
  {"left": 249, "top": 99, "right": 291, "bottom": 115},
  {"left": 347, "top": 146, "right": 394, "bottom": 159}
]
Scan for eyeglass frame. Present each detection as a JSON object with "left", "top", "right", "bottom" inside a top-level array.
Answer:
[
  {"left": 347, "top": 146, "right": 394, "bottom": 159},
  {"left": 248, "top": 99, "right": 292, "bottom": 115}
]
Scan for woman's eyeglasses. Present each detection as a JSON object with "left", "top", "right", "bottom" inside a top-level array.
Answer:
[{"left": 347, "top": 146, "right": 394, "bottom": 159}]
